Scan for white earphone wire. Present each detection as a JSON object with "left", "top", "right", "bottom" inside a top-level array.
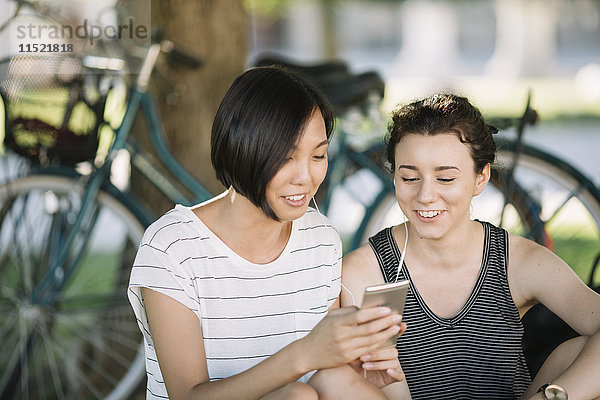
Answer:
[
  {"left": 312, "top": 197, "right": 408, "bottom": 305},
  {"left": 394, "top": 218, "right": 408, "bottom": 283},
  {"left": 313, "top": 197, "right": 406, "bottom": 378},
  {"left": 311, "top": 197, "right": 358, "bottom": 307}
]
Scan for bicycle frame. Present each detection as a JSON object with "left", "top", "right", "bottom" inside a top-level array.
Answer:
[
  {"left": 28, "top": 84, "right": 213, "bottom": 305},
  {"left": 123, "top": 90, "right": 212, "bottom": 205},
  {"left": 9, "top": 39, "right": 210, "bottom": 310},
  {"left": 318, "top": 121, "right": 394, "bottom": 251}
]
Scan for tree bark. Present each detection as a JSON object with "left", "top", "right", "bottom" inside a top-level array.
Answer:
[{"left": 132, "top": 0, "right": 248, "bottom": 217}]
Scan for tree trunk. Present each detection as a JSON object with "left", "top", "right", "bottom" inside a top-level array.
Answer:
[
  {"left": 132, "top": 0, "right": 248, "bottom": 217},
  {"left": 485, "top": 0, "right": 558, "bottom": 77}
]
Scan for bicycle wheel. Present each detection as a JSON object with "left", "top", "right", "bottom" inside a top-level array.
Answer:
[
  {"left": 0, "top": 174, "right": 147, "bottom": 400},
  {"left": 357, "top": 141, "right": 600, "bottom": 285}
]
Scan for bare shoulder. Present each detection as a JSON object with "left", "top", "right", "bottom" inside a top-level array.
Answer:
[
  {"left": 343, "top": 243, "right": 379, "bottom": 272},
  {"left": 507, "top": 232, "right": 595, "bottom": 318},
  {"left": 342, "top": 240, "right": 388, "bottom": 285},
  {"left": 508, "top": 233, "right": 568, "bottom": 272},
  {"left": 508, "top": 233, "right": 556, "bottom": 311},
  {"left": 341, "top": 243, "right": 385, "bottom": 306}
]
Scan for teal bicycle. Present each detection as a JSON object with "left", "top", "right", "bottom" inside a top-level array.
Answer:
[
  {"left": 2, "top": 22, "right": 600, "bottom": 400},
  {"left": 0, "top": 24, "right": 212, "bottom": 398}
]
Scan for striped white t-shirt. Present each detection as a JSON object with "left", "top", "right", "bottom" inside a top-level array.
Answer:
[{"left": 128, "top": 205, "right": 342, "bottom": 399}]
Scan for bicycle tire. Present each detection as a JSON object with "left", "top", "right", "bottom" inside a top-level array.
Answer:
[
  {"left": 0, "top": 174, "right": 147, "bottom": 400},
  {"left": 356, "top": 140, "right": 600, "bottom": 285}
]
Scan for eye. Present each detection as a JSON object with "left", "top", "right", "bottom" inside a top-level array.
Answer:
[
  {"left": 313, "top": 153, "right": 327, "bottom": 160},
  {"left": 438, "top": 178, "right": 456, "bottom": 183},
  {"left": 401, "top": 177, "right": 419, "bottom": 182}
]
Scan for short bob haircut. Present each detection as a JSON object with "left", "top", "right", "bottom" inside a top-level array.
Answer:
[{"left": 211, "top": 66, "right": 335, "bottom": 220}]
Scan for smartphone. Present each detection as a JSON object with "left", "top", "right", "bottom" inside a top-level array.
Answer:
[{"left": 361, "top": 280, "right": 410, "bottom": 347}]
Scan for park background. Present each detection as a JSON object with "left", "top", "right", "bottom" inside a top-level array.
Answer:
[
  {"left": 125, "top": 0, "right": 600, "bottom": 255},
  {"left": 242, "top": 0, "right": 600, "bottom": 235},
  {"left": 1, "top": 1, "right": 600, "bottom": 398},
  {"left": 2, "top": 0, "right": 600, "bottom": 203},
  {"left": 2, "top": 0, "right": 599, "bottom": 286}
]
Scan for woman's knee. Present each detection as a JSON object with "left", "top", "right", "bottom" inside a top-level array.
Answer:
[
  {"left": 309, "top": 364, "right": 366, "bottom": 394},
  {"left": 529, "top": 335, "right": 589, "bottom": 394},
  {"left": 311, "top": 364, "right": 357, "bottom": 385},
  {"left": 261, "top": 382, "right": 318, "bottom": 400},
  {"left": 309, "top": 365, "right": 388, "bottom": 399},
  {"left": 547, "top": 335, "right": 588, "bottom": 370}
]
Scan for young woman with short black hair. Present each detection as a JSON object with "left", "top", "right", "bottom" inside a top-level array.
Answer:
[{"left": 129, "top": 67, "right": 411, "bottom": 400}]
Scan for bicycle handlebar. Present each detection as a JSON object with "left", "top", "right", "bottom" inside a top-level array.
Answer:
[
  {"left": 160, "top": 40, "right": 203, "bottom": 69},
  {"left": 135, "top": 38, "right": 202, "bottom": 91},
  {"left": 2, "top": 2, "right": 202, "bottom": 76}
]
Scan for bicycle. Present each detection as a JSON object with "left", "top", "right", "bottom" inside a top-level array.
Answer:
[
  {"left": 0, "top": 11, "right": 599, "bottom": 398},
  {"left": 0, "top": 2, "right": 210, "bottom": 397}
]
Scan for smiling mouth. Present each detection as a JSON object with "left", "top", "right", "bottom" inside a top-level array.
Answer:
[
  {"left": 417, "top": 210, "right": 442, "bottom": 218},
  {"left": 284, "top": 194, "right": 305, "bottom": 202}
]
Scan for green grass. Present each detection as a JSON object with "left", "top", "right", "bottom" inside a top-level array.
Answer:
[
  {"left": 384, "top": 76, "right": 600, "bottom": 122},
  {"left": 554, "top": 236, "right": 600, "bottom": 287},
  {"left": 1, "top": 251, "right": 126, "bottom": 309}
]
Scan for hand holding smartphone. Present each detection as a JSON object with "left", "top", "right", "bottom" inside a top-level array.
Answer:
[{"left": 361, "top": 280, "right": 409, "bottom": 347}]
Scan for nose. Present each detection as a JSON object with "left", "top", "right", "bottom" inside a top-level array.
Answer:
[
  {"left": 416, "top": 178, "right": 437, "bottom": 204},
  {"left": 290, "top": 159, "right": 311, "bottom": 186}
]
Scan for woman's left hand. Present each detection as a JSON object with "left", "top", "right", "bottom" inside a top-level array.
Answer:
[{"left": 350, "top": 325, "right": 407, "bottom": 389}]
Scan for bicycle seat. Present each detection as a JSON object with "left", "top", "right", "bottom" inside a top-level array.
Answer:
[
  {"left": 251, "top": 53, "right": 385, "bottom": 114},
  {"left": 253, "top": 53, "right": 350, "bottom": 83},
  {"left": 317, "top": 71, "right": 385, "bottom": 114}
]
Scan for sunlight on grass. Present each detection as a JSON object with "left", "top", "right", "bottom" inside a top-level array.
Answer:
[
  {"left": 0, "top": 96, "right": 5, "bottom": 152},
  {"left": 554, "top": 236, "right": 599, "bottom": 285},
  {"left": 63, "top": 252, "right": 121, "bottom": 303},
  {"left": 546, "top": 218, "right": 600, "bottom": 286},
  {"left": 384, "top": 76, "right": 600, "bottom": 120}
]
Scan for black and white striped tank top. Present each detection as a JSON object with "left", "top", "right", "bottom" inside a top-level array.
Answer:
[{"left": 369, "top": 221, "right": 530, "bottom": 399}]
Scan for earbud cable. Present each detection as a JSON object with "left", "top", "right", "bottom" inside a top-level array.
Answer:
[{"left": 312, "top": 198, "right": 408, "bottom": 379}]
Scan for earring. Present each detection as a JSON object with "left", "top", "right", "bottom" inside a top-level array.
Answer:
[{"left": 229, "top": 185, "right": 236, "bottom": 202}]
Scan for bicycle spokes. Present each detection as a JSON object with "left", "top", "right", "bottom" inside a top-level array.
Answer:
[{"left": 0, "top": 176, "right": 145, "bottom": 400}]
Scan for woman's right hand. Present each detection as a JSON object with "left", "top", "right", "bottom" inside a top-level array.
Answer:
[{"left": 296, "top": 306, "right": 402, "bottom": 372}]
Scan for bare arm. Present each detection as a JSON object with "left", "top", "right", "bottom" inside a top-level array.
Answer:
[
  {"left": 509, "top": 235, "right": 600, "bottom": 400},
  {"left": 143, "top": 287, "right": 403, "bottom": 400},
  {"left": 340, "top": 244, "right": 386, "bottom": 308},
  {"left": 342, "top": 244, "right": 412, "bottom": 399}
]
